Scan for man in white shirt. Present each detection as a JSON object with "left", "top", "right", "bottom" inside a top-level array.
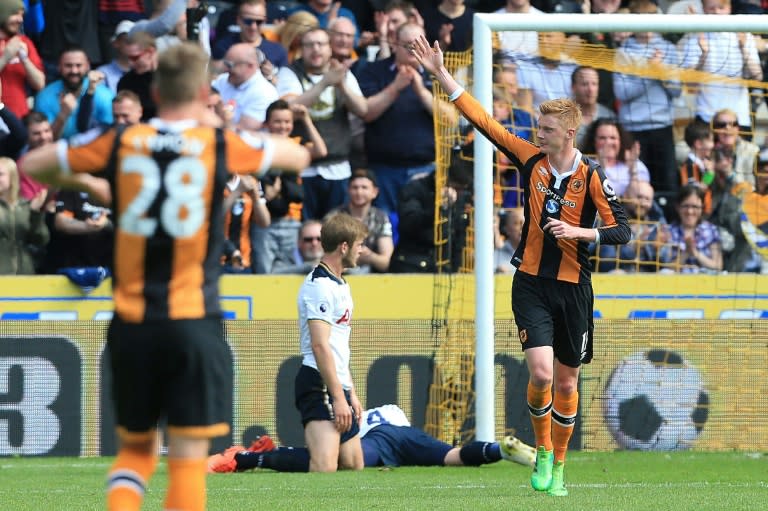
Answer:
[
  {"left": 211, "top": 42, "right": 278, "bottom": 131},
  {"left": 495, "top": 0, "right": 543, "bottom": 63},
  {"left": 677, "top": 0, "right": 762, "bottom": 129}
]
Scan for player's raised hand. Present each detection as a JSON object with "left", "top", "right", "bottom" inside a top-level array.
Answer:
[{"left": 410, "top": 35, "right": 442, "bottom": 75}]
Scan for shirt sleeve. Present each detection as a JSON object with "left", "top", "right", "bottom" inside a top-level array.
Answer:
[
  {"left": 276, "top": 67, "right": 303, "bottom": 98},
  {"left": 225, "top": 130, "right": 273, "bottom": 177},
  {"left": 591, "top": 165, "right": 632, "bottom": 245},
  {"left": 301, "top": 279, "right": 336, "bottom": 323}
]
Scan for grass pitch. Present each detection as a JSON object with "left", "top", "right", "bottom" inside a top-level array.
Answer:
[{"left": 1, "top": 451, "right": 765, "bottom": 510}]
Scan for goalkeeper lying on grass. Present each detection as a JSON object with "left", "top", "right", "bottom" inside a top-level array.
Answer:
[{"left": 208, "top": 404, "right": 535, "bottom": 473}]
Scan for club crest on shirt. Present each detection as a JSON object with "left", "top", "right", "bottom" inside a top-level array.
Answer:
[{"left": 569, "top": 178, "right": 584, "bottom": 193}]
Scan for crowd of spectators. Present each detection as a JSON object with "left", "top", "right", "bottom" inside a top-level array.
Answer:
[{"left": 1, "top": 0, "right": 767, "bottom": 281}]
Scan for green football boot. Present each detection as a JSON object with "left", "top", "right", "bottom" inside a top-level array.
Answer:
[
  {"left": 547, "top": 460, "right": 568, "bottom": 497},
  {"left": 530, "top": 446, "right": 554, "bottom": 491}
]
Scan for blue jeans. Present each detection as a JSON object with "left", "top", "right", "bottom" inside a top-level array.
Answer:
[
  {"left": 370, "top": 162, "right": 435, "bottom": 214},
  {"left": 301, "top": 176, "right": 349, "bottom": 220}
]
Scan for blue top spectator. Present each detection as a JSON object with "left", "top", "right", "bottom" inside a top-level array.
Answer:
[
  {"left": 34, "top": 46, "right": 113, "bottom": 139},
  {"left": 290, "top": 0, "right": 359, "bottom": 44}
]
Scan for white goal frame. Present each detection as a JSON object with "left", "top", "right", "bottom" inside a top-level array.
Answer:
[{"left": 471, "top": 13, "right": 768, "bottom": 441}]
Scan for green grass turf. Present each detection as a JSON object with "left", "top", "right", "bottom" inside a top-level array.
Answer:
[{"left": 1, "top": 451, "right": 765, "bottom": 511}]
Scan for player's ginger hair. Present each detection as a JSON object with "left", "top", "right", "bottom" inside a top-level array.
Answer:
[{"left": 539, "top": 98, "right": 582, "bottom": 133}]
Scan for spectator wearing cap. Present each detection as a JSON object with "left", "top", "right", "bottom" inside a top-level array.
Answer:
[
  {"left": 211, "top": 0, "right": 288, "bottom": 75},
  {"left": 328, "top": 168, "right": 394, "bottom": 273},
  {"left": 211, "top": 42, "right": 278, "bottom": 131},
  {"left": 0, "top": 0, "right": 45, "bottom": 118},
  {"left": 96, "top": 20, "right": 134, "bottom": 94}
]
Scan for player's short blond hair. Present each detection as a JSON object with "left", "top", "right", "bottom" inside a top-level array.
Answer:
[
  {"left": 154, "top": 43, "right": 210, "bottom": 107},
  {"left": 539, "top": 98, "right": 582, "bottom": 132}
]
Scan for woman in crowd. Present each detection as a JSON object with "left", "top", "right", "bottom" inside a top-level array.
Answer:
[
  {"left": 666, "top": 184, "right": 723, "bottom": 273},
  {"left": 276, "top": 10, "right": 319, "bottom": 63},
  {"left": 0, "top": 157, "right": 48, "bottom": 275},
  {"left": 582, "top": 118, "right": 651, "bottom": 197}
]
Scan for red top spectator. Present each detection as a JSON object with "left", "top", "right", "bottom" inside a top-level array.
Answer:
[{"left": 0, "top": 0, "right": 45, "bottom": 117}]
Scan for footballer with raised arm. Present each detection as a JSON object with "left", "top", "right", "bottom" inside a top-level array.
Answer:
[{"left": 410, "top": 35, "right": 630, "bottom": 497}]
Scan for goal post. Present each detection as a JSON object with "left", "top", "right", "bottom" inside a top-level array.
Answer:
[{"left": 469, "top": 13, "right": 768, "bottom": 442}]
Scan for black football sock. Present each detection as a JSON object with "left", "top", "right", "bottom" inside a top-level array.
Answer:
[
  {"left": 459, "top": 441, "right": 502, "bottom": 466},
  {"left": 235, "top": 447, "right": 310, "bottom": 472}
]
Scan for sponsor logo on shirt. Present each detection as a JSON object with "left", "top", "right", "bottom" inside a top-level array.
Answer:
[
  {"left": 336, "top": 309, "right": 350, "bottom": 325},
  {"left": 536, "top": 181, "right": 576, "bottom": 208}
]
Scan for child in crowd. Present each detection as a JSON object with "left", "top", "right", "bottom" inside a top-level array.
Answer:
[
  {"left": 680, "top": 121, "right": 715, "bottom": 216},
  {"left": 251, "top": 99, "right": 327, "bottom": 273}
]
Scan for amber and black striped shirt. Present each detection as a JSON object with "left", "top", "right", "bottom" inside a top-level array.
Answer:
[
  {"left": 57, "top": 120, "right": 273, "bottom": 322},
  {"left": 453, "top": 93, "right": 630, "bottom": 284}
]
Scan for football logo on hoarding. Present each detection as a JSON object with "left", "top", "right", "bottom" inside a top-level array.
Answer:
[{"left": 602, "top": 350, "right": 709, "bottom": 450}]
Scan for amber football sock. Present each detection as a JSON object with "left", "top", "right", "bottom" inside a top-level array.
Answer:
[
  {"left": 552, "top": 390, "right": 579, "bottom": 463},
  {"left": 164, "top": 458, "right": 207, "bottom": 511},
  {"left": 106, "top": 448, "right": 158, "bottom": 511},
  {"left": 527, "top": 382, "right": 553, "bottom": 451}
]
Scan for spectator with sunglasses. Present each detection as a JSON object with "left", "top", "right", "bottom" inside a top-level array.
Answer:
[
  {"left": 211, "top": 0, "right": 288, "bottom": 76},
  {"left": 211, "top": 42, "right": 278, "bottom": 131},
  {"left": 273, "top": 219, "right": 325, "bottom": 274},
  {"left": 711, "top": 108, "right": 759, "bottom": 190},
  {"left": 116, "top": 31, "right": 158, "bottom": 121}
]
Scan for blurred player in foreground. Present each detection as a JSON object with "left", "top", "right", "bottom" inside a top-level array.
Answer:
[
  {"left": 21, "top": 42, "right": 310, "bottom": 511},
  {"left": 207, "top": 404, "right": 536, "bottom": 472},
  {"left": 409, "top": 36, "right": 630, "bottom": 497}
]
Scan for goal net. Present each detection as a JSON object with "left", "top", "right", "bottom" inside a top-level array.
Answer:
[{"left": 425, "top": 13, "right": 768, "bottom": 450}]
